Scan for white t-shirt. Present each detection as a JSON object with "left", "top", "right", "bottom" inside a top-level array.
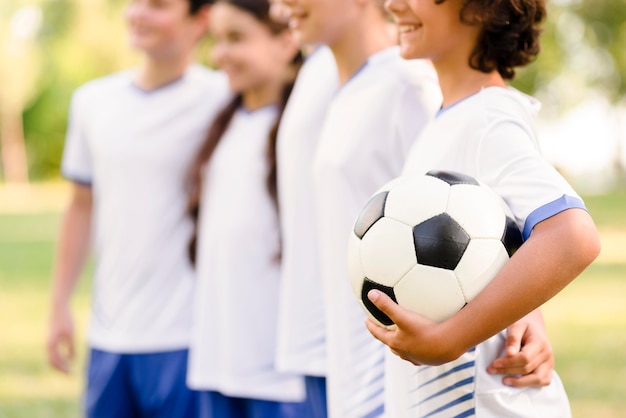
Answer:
[
  {"left": 186, "top": 106, "right": 305, "bottom": 402},
  {"left": 275, "top": 46, "right": 339, "bottom": 377},
  {"left": 61, "top": 65, "right": 229, "bottom": 352},
  {"left": 393, "top": 86, "right": 580, "bottom": 417},
  {"left": 312, "top": 46, "right": 441, "bottom": 418}
]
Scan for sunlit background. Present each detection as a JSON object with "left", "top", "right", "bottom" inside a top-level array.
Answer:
[
  {"left": 2, "top": 0, "right": 626, "bottom": 186},
  {"left": 1, "top": 0, "right": 625, "bottom": 417}
]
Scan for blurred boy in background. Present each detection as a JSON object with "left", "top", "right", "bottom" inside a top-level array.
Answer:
[{"left": 47, "top": 0, "right": 228, "bottom": 416}]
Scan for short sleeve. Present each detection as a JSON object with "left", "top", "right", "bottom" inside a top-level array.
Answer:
[
  {"left": 476, "top": 119, "right": 586, "bottom": 239},
  {"left": 61, "top": 89, "right": 93, "bottom": 186}
]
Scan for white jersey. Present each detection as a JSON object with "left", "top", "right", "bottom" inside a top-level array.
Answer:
[
  {"left": 394, "top": 86, "right": 580, "bottom": 417},
  {"left": 275, "top": 46, "right": 339, "bottom": 377},
  {"left": 61, "top": 65, "right": 229, "bottom": 352},
  {"left": 312, "top": 47, "right": 441, "bottom": 418},
  {"left": 187, "top": 106, "right": 305, "bottom": 402}
]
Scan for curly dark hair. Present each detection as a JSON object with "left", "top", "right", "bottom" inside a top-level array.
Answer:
[{"left": 436, "top": 0, "right": 546, "bottom": 79}]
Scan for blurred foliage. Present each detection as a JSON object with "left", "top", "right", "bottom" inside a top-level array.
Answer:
[
  {"left": 513, "top": 0, "right": 626, "bottom": 116},
  {"left": 0, "top": 0, "right": 625, "bottom": 180},
  {"left": 19, "top": 0, "right": 136, "bottom": 180}
]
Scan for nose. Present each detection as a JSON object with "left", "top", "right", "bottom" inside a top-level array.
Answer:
[{"left": 385, "top": 0, "right": 407, "bottom": 14}]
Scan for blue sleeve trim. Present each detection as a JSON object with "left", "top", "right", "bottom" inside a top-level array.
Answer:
[
  {"left": 523, "top": 194, "right": 587, "bottom": 240},
  {"left": 62, "top": 171, "right": 93, "bottom": 187}
]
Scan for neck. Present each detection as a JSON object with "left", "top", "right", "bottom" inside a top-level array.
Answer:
[
  {"left": 134, "top": 55, "right": 192, "bottom": 91},
  {"left": 242, "top": 79, "right": 283, "bottom": 111},
  {"left": 434, "top": 57, "right": 505, "bottom": 108},
  {"left": 329, "top": 16, "right": 395, "bottom": 85}
]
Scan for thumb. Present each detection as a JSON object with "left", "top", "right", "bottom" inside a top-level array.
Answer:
[
  {"left": 504, "top": 322, "right": 524, "bottom": 357},
  {"left": 367, "top": 289, "right": 403, "bottom": 326}
]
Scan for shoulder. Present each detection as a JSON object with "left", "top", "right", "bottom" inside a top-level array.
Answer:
[
  {"left": 374, "top": 48, "right": 437, "bottom": 87},
  {"left": 478, "top": 87, "right": 540, "bottom": 125},
  {"left": 373, "top": 55, "right": 441, "bottom": 119},
  {"left": 185, "top": 64, "right": 228, "bottom": 88},
  {"left": 367, "top": 51, "right": 440, "bottom": 105},
  {"left": 74, "top": 70, "right": 132, "bottom": 96},
  {"left": 73, "top": 70, "right": 132, "bottom": 101},
  {"left": 437, "top": 87, "right": 539, "bottom": 136},
  {"left": 303, "top": 45, "right": 335, "bottom": 68},
  {"left": 295, "top": 46, "right": 338, "bottom": 90}
]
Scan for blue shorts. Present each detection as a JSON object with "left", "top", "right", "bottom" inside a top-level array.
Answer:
[
  {"left": 85, "top": 348, "right": 198, "bottom": 418},
  {"left": 198, "top": 376, "right": 327, "bottom": 418}
]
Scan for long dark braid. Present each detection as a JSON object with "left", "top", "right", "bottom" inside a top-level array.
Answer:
[{"left": 187, "top": 94, "right": 242, "bottom": 264}]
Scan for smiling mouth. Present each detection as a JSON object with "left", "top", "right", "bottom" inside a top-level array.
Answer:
[{"left": 398, "top": 24, "right": 419, "bottom": 33}]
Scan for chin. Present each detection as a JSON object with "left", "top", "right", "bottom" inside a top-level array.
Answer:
[
  {"left": 293, "top": 28, "right": 320, "bottom": 48},
  {"left": 399, "top": 46, "right": 420, "bottom": 60}
]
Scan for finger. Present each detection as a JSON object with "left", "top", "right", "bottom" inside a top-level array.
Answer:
[
  {"left": 503, "top": 322, "right": 525, "bottom": 357},
  {"left": 365, "top": 317, "right": 394, "bottom": 346},
  {"left": 66, "top": 332, "right": 76, "bottom": 362},
  {"left": 502, "top": 363, "right": 553, "bottom": 388},
  {"left": 367, "top": 290, "right": 404, "bottom": 326},
  {"left": 490, "top": 334, "right": 545, "bottom": 372},
  {"left": 47, "top": 338, "right": 69, "bottom": 374},
  {"left": 54, "top": 331, "right": 75, "bottom": 373},
  {"left": 490, "top": 350, "right": 547, "bottom": 376}
]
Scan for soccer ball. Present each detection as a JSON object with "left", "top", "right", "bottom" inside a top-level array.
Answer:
[{"left": 348, "top": 170, "right": 523, "bottom": 328}]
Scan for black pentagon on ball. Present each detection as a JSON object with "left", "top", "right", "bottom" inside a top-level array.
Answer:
[
  {"left": 427, "top": 170, "right": 480, "bottom": 186},
  {"left": 362, "top": 278, "right": 397, "bottom": 326},
  {"left": 502, "top": 215, "right": 524, "bottom": 257},
  {"left": 413, "top": 213, "right": 470, "bottom": 270},
  {"left": 354, "top": 191, "right": 389, "bottom": 239}
]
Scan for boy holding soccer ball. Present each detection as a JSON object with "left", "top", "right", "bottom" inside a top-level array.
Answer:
[
  {"left": 274, "top": 0, "right": 567, "bottom": 417},
  {"left": 366, "top": 0, "right": 600, "bottom": 416}
]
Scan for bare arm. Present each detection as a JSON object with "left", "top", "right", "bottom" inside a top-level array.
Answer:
[
  {"left": 47, "top": 183, "right": 92, "bottom": 373},
  {"left": 366, "top": 208, "right": 600, "bottom": 366}
]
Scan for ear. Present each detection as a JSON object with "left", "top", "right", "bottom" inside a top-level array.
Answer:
[{"left": 192, "top": 4, "right": 212, "bottom": 39}]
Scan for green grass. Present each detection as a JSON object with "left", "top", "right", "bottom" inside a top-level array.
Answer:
[
  {"left": 0, "top": 212, "right": 90, "bottom": 418},
  {"left": 543, "top": 262, "right": 626, "bottom": 417},
  {"left": 0, "top": 192, "right": 625, "bottom": 417},
  {"left": 583, "top": 188, "right": 626, "bottom": 229}
]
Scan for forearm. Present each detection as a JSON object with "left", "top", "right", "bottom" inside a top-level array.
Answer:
[
  {"left": 51, "top": 194, "right": 92, "bottom": 310},
  {"left": 443, "top": 208, "right": 600, "bottom": 358}
]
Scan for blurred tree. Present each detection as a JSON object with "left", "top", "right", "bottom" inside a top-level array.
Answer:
[
  {"left": 21, "top": 0, "right": 135, "bottom": 180},
  {"left": 21, "top": 0, "right": 214, "bottom": 180},
  {"left": 513, "top": 1, "right": 626, "bottom": 114},
  {"left": 0, "top": 3, "right": 43, "bottom": 183},
  {"left": 3, "top": 0, "right": 626, "bottom": 181},
  {"left": 511, "top": 1, "right": 626, "bottom": 182}
]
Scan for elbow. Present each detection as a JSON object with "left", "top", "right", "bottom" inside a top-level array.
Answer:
[
  {"left": 581, "top": 227, "right": 601, "bottom": 268},
  {"left": 571, "top": 210, "right": 601, "bottom": 271}
]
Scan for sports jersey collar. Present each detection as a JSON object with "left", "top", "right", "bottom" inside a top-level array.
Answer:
[
  {"left": 238, "top": 103, "right": 280, "bottom": 117},
  {"left": 436, "top": 88, "right": 483, "bottom": 118},
  {"left": 129, "top": 68, "right": 189, "bottom": 95},
  {"left": 436, "top": 86, "right": 542, "bottom": 118},
  {"left": 337, "top": 46, "right": 401, "bottom": 93}
]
